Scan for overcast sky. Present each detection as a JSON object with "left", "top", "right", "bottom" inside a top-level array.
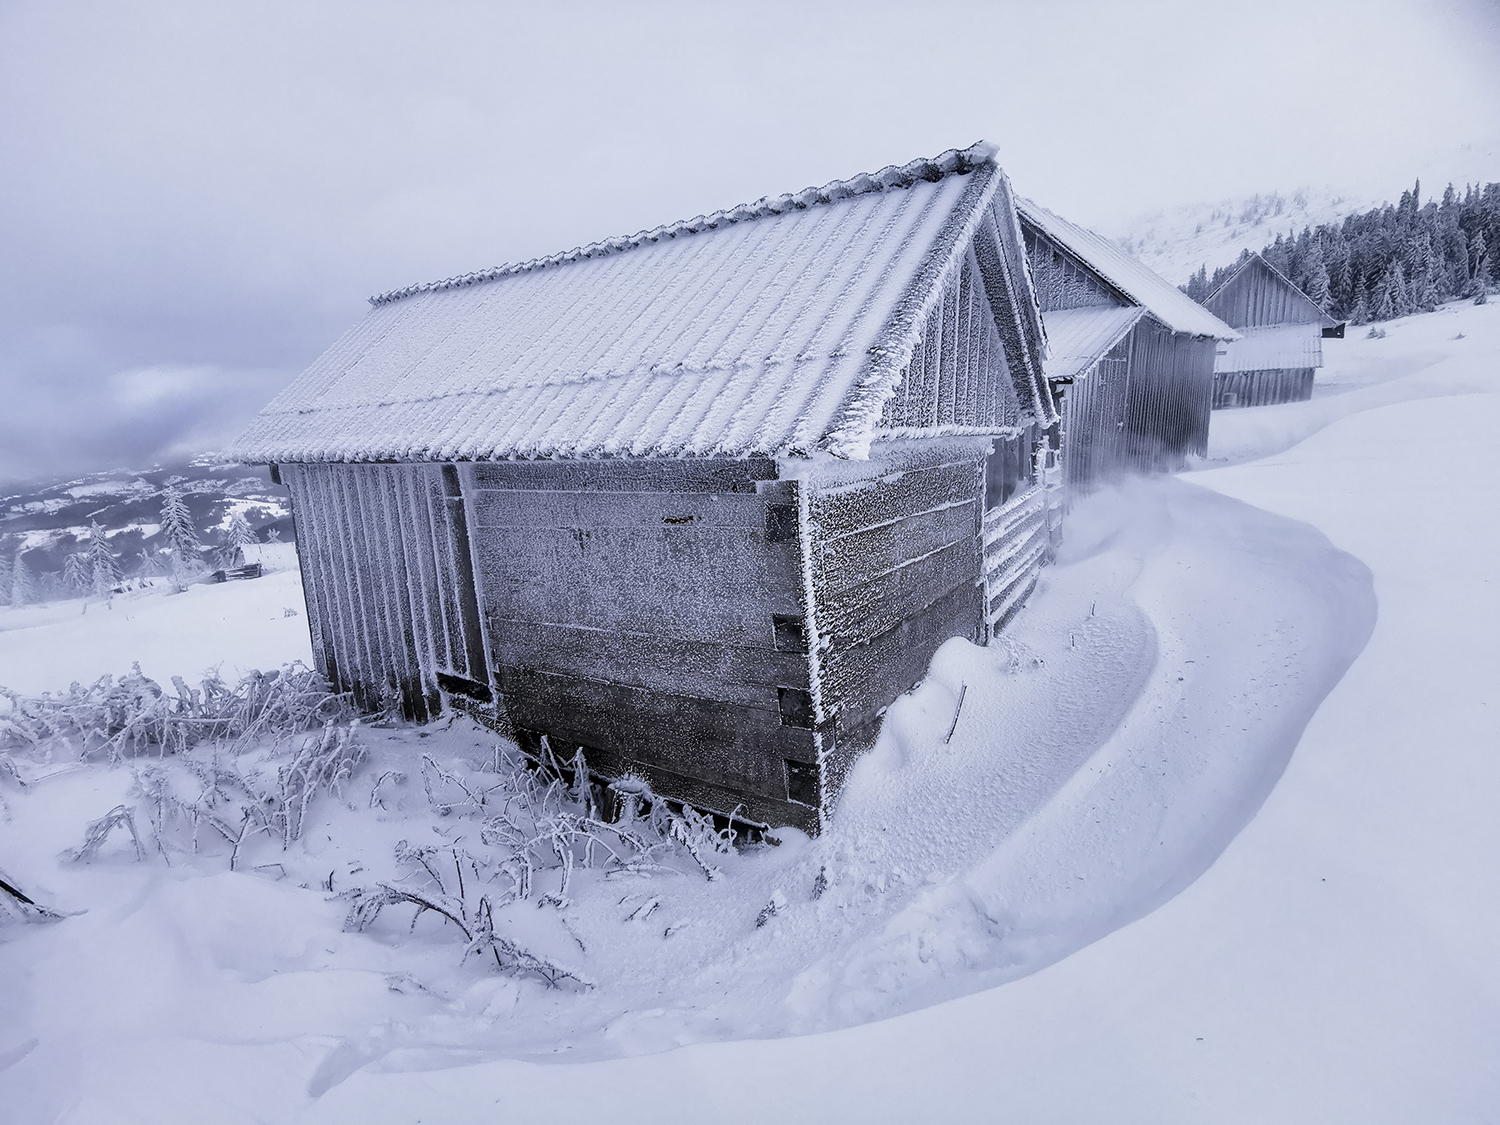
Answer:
[{"left": 2, "top": 0, "right": 1497, "bottom": 486}]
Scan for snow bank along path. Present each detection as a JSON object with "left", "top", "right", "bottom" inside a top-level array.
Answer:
[{"left": 3, "top": 299, "right": 1495, "bottom": 1121}]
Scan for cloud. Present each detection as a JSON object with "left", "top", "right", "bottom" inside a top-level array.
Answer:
[
  {"left": 110, "top": 365, "right": 221, "bottom": 411},
  {"left": 0, "top": 0, "right": 1496, "bottom": 487}
]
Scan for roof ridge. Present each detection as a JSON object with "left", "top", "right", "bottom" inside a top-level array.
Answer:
[
  {"left": 369, "top": 141, "right": 1000, "bottom": 308},
  {"left": 1206, "top": 252, "right": 1337, "bottom": 325}
]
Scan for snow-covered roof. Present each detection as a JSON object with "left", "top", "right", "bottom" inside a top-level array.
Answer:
[
  {"left": 1214, "top": 323, "right": 1324, "bottom": 374},
  {"left": 1204, "top": 253, "right": 1339, "bottom": 330},
  {"left": 1040, "top": 306, "right": 1146, "bottom": 383},
  {"left": 1017, "top": 199, "right": 1238, "bottom": 340},
  {"left": 233, "top": 142, "right": 1048, "bottom": 465}
]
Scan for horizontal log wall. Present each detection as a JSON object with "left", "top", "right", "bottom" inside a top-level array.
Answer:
[
  {"left": 806, "top": 441, "right": 988, "bottom": 799},
  {"left": 466, "top": 457, "right": 819, "bottom": 833},
  {"left": 1212, "top": 367, "right": 1316, "bottom": 408}
]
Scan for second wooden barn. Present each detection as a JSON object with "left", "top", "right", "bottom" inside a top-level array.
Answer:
[
  {"left": 1203, "top": 252, "right": 1343, "bottom": 408},
  {"left": 1016, "top": 199, "right": 1238, "bottom": 488},
  {"left": 232, "top": 142, "right": 1057, "bottom": 835}
]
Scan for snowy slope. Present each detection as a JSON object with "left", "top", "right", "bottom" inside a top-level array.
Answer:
[
  {"left": 1110, "top": 185, "right": 1369, "bottom": 286},
  {"left": 1, "top": 300, "right": 1497, "bottom": 1120},
  {"left": 1109, "top": 139, "right": 1500, "bottom": 285}
]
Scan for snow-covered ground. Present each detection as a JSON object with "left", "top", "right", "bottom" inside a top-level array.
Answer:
[{"left": 2, "top": 300, "right": 1497, "bottom": 1121}]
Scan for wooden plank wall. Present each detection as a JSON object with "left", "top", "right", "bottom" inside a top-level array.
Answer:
[
  {"left": 1205, "top": 258, "right": 1327, "bottom": 328},
  {"left": 1059, "top": 322, "right": 1215, "bottom": 490},
  {"left": 807, "top": 441, "right": 988, "bottom": 799},
  {"left": 879, "top": 245, "right": 1023, "bottom": 431},
  {"left": 464, "top": 457, "right": 821, "bottom": 833},
  {"left": 1123, "top": 319, "right": 1216, "bottom": 469},
  {"left": 981, "top": 472, "right": 1055, "bottom": 633},
  {"left": 1022, "top": 228, "right": 1123, "bottom": 311},
  {"left": 1213, "top": 367, "right": 1316, "bottom": 408},
  {"left": 281, "top": 462, "right": 487, "bottom": 721},
  {"left": 1060, "top": 338, "right": 1132, "bottom": 489}
]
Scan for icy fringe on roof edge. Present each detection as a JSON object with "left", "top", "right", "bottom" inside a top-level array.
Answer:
[
  {"left": 369, "top": 141, "right": 1001, "bottom": 308},
  {"left": 820, "top": 167, "right": 1056, "bottom": 459}
]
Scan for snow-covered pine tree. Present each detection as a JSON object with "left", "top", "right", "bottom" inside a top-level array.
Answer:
[
  {"left": 10, "top": 552, "right": 35, "bottom": 608},
  {"left": 1373, "top": 266, "right": 1398, "bottom": 321},
  {"left": 1415, "top": 267, "right": 1441, "bottom": 313},
  {"left": 1349, "top": 272, "right": 1370, "bottom": 325},
  {"left": 87, "top": 521, "right": 122, "bottom": 596},
  {"left": 62, "top": 551, "right": 91, "bottom": 594},
  {"left": 1304, "top": 242, "right": 1332, "bottom": 310},
  {"left": 1393, "top": 260, "right": 1414, "bottom": 316},
  {"left": 1470, "top": 230, "right": 1489, "bottom": 295},
  {"left": 218, "top": 509, "right": 257, "bottom": 568},
  {"left": 0, "top": 550, "right": 11, "bottom": 605},
  {"left": 159, "top": 485, "right": 203, "bottom": 589}
]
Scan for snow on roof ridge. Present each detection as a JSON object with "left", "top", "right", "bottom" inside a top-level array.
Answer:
[
  {"left": 369, "top": 141, "right": 1001, "bottom": 308},
  {"left": 1205, "top": 252, "right": 1339, "bottom": 327},
  {"left": 1016, "top": 196, "right": 1240, "bottom": 340}
]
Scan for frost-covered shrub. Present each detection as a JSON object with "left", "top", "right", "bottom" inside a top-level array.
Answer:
[
  {"left": 132, "top": 719, "right": 365, "bottom": 863},
  {"left": 342, "top": 743, "right": 735, "bottom": 986},
  {"left": 0, "top": 662, "right": 354, "bottom": 761}
]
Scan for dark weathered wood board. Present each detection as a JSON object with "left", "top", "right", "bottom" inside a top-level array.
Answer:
[{"left": 1213, "top": 367, "right": 1315, "bottom": 408}]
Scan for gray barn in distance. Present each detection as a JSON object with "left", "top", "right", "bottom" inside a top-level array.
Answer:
[
  {"left": 1016, "top": 200, "right": 1238, "bottom": 488},
  {"left": 232, "top": 142, "right": 1058, "bottom": 835},
  {"left": 1203, "top": 252, "right": 1342, "bottom": 409}
]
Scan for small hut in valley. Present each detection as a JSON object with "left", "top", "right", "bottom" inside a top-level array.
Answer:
[
  {"left": 233, "top": 142, "right": 1057, "bottom": 834},
  {"left": 1203, "top": 252, "right": 1342, "bottom": 408},
  {"left": 1016, "top": 200, "right": 1238, "bottom": 487}
]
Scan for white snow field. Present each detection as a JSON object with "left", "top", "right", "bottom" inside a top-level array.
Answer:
[{"left": 2, "top": 299, "right": 1497, "bottom": 1122}]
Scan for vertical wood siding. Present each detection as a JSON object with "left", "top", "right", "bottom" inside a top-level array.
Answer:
[
  {"left": 1022, "top": 228, "right": 1125, "bottom": 311},
  {"left": 1123, "top": 319, "right": 1215, "bottom": 468},
  {"left": 878, "top": 245, "right": 1023, "bottom": 432},
  {"left": 1059, "top": 321, "right": 1215, "bottom": 490},
  {"left": 281, "top": 462, "right": 489, "bottom": 721},
  {"left": 1213, "top": 367, "right": 1316, "bottom": 408},
  {"left": 1204, "top": 257, "right": 1329, "bottom": 328}
]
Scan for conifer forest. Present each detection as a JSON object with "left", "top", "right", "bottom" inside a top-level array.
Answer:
[{"left": 1181, "top": 181, "right": 1500, "bottom": 323}]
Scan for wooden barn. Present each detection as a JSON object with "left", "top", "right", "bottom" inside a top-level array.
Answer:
[
  {"left": 1203, "top": 252, "right": 1342, "bottom": 408},
  {"left": 232, "top": 142, "right": 1058, "bottom": 835},
  {"left": 1016, "top": 200, "right": 1238, "bottom": 488}
]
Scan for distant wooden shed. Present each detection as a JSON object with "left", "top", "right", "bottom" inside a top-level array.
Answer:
[
  {"left": 1203, "top": 252, "right": 1342, "bottom": 408},
  {"left": 233, "top": 142, "right": 1058, "bottom": 834},
  {"left": 1016, "top": 200, "right": 1239, "bottom": 487}
]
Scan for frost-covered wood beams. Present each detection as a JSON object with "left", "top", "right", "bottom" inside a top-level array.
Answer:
[
  {"left": 465, "top": 458, "right": 820, "bottom": 834},
  {"left": 805, "top": 442, "right": 988, "bottom": 795}
]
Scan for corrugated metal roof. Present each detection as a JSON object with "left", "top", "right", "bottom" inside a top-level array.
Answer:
[
  {"left": 1214, "top": 323, "right": 1324, "bottom": 373},
  {"left": 1017, "top": 199, "right": 1239, "bottom": 340},
  {"left": 233, "top": 142, "right": 1048, "bottom": 465},
  {"left": 1040, "top": 306, "right": 1146, "bottom": 382}
]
